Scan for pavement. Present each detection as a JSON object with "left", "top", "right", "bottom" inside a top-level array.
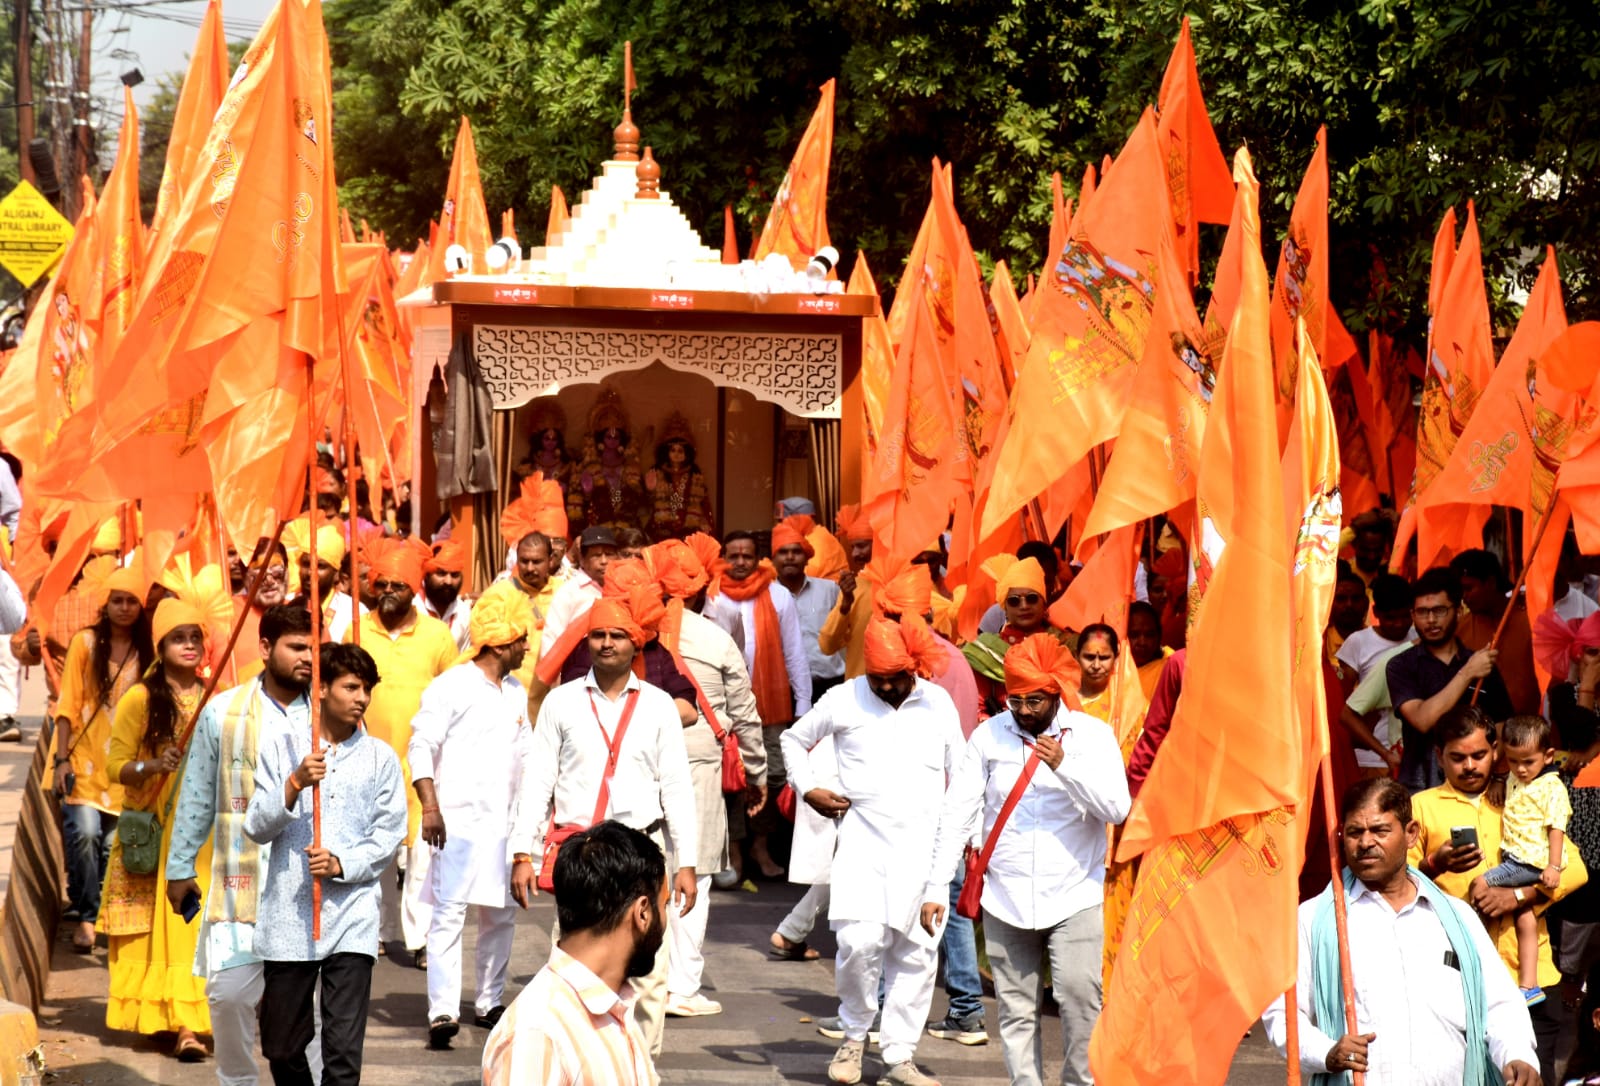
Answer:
[{"left": 1, "top": 663, "right": 1290, "bottom": 1085}]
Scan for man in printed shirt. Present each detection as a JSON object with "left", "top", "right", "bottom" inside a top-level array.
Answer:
[{"left": 483, "top": 821, "right": 663, "bottom": 1086}]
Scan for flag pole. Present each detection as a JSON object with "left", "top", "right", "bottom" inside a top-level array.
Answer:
[
  {"left": 1284, "top": 984, "right": 1301, "bottom": 1085},
  {"left": 1472, "top": 499, "right": 1559, "bottom": 705},
  {"left": 341, "top": 398, "right": 361, "bottom": 648},
  {"left": 305, "top": 359, "right": 324, "bottom": 941},
  {"left": 1317, "top": 744, "right": 1363, "bottom": 1084}
]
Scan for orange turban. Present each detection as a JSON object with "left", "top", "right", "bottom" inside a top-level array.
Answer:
[
  {"left": 587, "top": 598, "right": 646, "bottom": 648},
  {"left": 836, "top": 504, "right": 873, "bottom": 542},
  {"left": 648, "top": 540, "right": 710, "bottom": 600},
  {"left": 863, "top": 613, "right": 947, "bottom": 679},
  {"left": 804, "top": 523, "right": 848, "bottom": 582},
  {"left": 500, "top": 471, "right": 568, "bottom": 544},
  {"left": 1004, "top": 633, "right": 1082, "bottom": 696},
  {"left": 683, "top": 532, "right": 722, "bottom": 576},
  {"left": 992, "top": 556, "right": 1047, "bottom": 600},
  {"left": 862, "top": 555, "right": 933, "bottom": 618},
  {"left": 771, "top": 516, "right": 815, "bottom": 560},
  {"left": 425, "top": 538, "right": 468, "bottom": 575},
  {"left": 367, "top": 537, "right": 427, "bottom": 595},
  {"left": 601, "top": 558, "right": 666, "bottom": 636}
]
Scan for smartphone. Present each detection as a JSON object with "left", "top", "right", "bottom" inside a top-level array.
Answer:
[
  {"left": 180, "top": 889, "right": 202, "bottom": 924},
  {"left": 1450, "top": 825, "right": 1479, "bottom": 850}
]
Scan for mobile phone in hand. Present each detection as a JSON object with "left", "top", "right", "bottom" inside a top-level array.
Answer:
[
  {"left": 1450, "top": 825, "right": 1478, "bottom": 850},
  {"left": 180, "top": 889, "right": 202, "bottom": 924}
]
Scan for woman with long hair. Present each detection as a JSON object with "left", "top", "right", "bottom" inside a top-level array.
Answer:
[
  {"left": 100, "top": 593, "right": 214, "bottom": 1061},
  {"left": 53, "top": 562, "right": 153, "bottom": 952}
]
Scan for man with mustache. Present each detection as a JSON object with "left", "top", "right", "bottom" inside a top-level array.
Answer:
[
  {"left": 1408, "top": 708, "right": 1590, "bottom": 1082},
  {"left": 481, "top": 821, "right": 667, "bottom": 1086},
  {"left": 1264, "top": 775, "right": 1539, "bottom": 1085},
  {"left": 420, "top": 539, "right": 472, "bottom": 654}
]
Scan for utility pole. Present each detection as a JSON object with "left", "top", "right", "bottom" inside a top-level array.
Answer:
[
  {"left": 71, "top": 2, "right": 89, "bottom": 192},
  {"left": 14, "top": 0, "right": 33, "bottom": 184}
]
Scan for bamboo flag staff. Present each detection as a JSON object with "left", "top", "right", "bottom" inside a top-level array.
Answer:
[
  {"left": 1471, "top": 499, "right": 1559, "bottom": 706},
  {"left": 305, "top": 361, "right": 326, "bottom": 941},
  {"left": 1317, "top": 747, "right": 1363, "bottom": 1085}
]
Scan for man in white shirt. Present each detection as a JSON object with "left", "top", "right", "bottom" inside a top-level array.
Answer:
[
  {"left": 1263, "top": 777, "right": 1539, "bottom": 1086},
  {"left": 419, "top": 538, "right": 472, "bottom": 653},
  {"left": 409, "top": 581, "right": 535, "bottom": 1050},
  {"left": 926, "top": 633, "right": 1129, "bottom": 1086},
  {"left": 539, "top": 526, "right": 616, "bottom": 661},
  {"left": 512, "top": 598, "right": 698, "bottom": 1057},
  {"left": 1335, "top": 572, "right": 1415, "bottom": 776},
  {"left": 782, "top": 614, "right": 964, "bottom": 1086}
]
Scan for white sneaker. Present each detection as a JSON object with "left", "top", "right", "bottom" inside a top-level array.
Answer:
[{"left": 664, "top": 993, "right": 723, "bottom": 1017}]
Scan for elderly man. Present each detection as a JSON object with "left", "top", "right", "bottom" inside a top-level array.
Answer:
[
  {"left": 512, "top": 599, "right": 698, "bottom": 1057},
  {"left": 409, "top": 581, "right": 535, "bottom": 1050},
  {"left": 927, "top": 634, "right": 1129, "bottom": 1085},
  {"left": 1265, "top": 777, "right": 1540, "bottom": 1085},
  {"left": 782, "top": 614, "right": 966, "bottom": 1086},
  {"left": 355, "top": 539, "right": 459, "bottom": 968},
  {"left": 539, "top": 526, "right": 615, "bottom": 662},
  {"left": 1408, "top": 708, "right": 1588, "bottom": 1081},
  {"left": 420, "top": 539, "right": 472, "bottom": 653}
]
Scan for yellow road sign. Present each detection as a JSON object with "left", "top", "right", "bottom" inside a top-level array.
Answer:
[{"left": 0, "top": 181, "right": 74, "bottom": 287}]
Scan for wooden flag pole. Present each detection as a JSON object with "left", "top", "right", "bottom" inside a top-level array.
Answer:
[
  {"left": 208, "top": 496, "right": 239, "bottom": 688},
  {"left": 342, "top": 397, "right": 361, "bottom": 648},
  {"left": 1284, "top": 984, "right": 1301, "bottom": 1086},
  {"left": 305, "top": 360, "right": 325, "bottom": 941},
  {"left": 1318, "top": 744, "right": 1363, "bottom": 1085},
  {"left": 1472, "top": 499, "right": 1559, "bottom": 705}
]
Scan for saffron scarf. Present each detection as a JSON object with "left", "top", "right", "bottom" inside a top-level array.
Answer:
[{"left": 714, "top": 561, "right": 793, "bottom": 725}]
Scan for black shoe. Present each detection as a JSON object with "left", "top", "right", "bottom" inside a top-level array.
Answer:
[
  {"left": 413, "top": 947, "right": 427, "bottom": 971},
  {"left": 0, "top": 718, "right": 22, "bottom": 742},
  {"left": 428, "top": 1016, "right": 459, "bottom": 1049},
  {"left": 474, "top": 1006, "right": 505, "bottom": 1030}
]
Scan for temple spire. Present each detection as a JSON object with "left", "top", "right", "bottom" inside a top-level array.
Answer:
[{"left": 612, "top": 40, "right": 640, "bottom": 161}]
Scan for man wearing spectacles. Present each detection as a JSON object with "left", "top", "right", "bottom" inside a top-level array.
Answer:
[
  {"left": 925, "top": 634, "right": 1129, "bottom": 1086},
  {"left": 1386, "top": 567, "right": 1512, "bottom": 792}
]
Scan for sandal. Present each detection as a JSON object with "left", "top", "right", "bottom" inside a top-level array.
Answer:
[{"left": 769, "top": 933, "right": 820, "bottom": 961}]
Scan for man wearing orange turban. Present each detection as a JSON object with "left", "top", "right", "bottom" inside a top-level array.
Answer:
[
  {"left": 511, "top": 587, "right": 699, "bottom": 1057},
  {"left": 925, "top": 632, "right": 1129, "bottom": 1086},
  {"left": 780, "top": 613, "right": 967, "bottom": 1086},
  {"left": 356, "top": 537, "right": 461, "bottom": 961},
  {"left": 773, "top": 516, "right": 847, "bottom": 701},
  {"left": 422, "top": 538, "right": 473, "bottom": 653}
]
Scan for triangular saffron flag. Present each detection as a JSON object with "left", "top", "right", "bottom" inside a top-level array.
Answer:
[
  {"left": 148, "top": 0, "right": 229, "bottom": 247},
  {"left": 1051, "top": 522, "right": 1140, "bottom": 633},
  {"left": 753, "top": 79, "right": 835, "bottom": 272},
  {"left": 1156, "top": 16, "right": 1234, "bottom": 282},
  {"left": 86, "top": 87, "right": 146, "bottom": 363},
  {"left": 847, "top": 254, "right": 893, "bottom": 497},
  {"left": 427, "top": 116, "right": 494, "bottom": 281},
  {"left": 989, "top": 260, "right": 1029, "bottom": 386},
  {"left": 547, "top": 185, "right": 569, "bottom": 243}
]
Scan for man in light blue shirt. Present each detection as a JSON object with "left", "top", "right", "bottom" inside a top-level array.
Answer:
[
  {"left": 246, "top": 642, "right": 406, "bottom": 1086},
  {"left": 166, "top": 604, "right": 315, "bottom": 1086}
]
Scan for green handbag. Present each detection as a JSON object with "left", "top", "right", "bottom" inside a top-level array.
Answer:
[{"left": 116, "top": 809, "right": 163, "bottom": 875}]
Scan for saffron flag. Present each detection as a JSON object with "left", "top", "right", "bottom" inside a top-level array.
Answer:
[
  {"left": 847, "top": 254, "right": 894, "bottom": 497},
  {"left": 428, "top": 116, "right": 494, "bottom": 281},
  {"left": 982, "top": 109, "right": 1171, "bottom": 537},
  {"left": 1052, "top": 522, "right": 1139, "bottom": 633},
  {"left": 86, "top": 87, "right": 146, "bottom": 364},
  {"left": 548, "top": 185, "right": 569, "bottom": 242},
  {"left": 1549, "top": 324, "right": 1600, "bottom": 556},
  {"left": 753, "top": 79, "right": 835, "bottom": 271},
  {"left": 147, "top": 0, "right": 229, "bottom": 246},
  {"left": 1092, "top": 149, "right": 1302, "bottom": 1085},
  {"left": 989, "top": 260, "right": 1029, "bottom": 387},
  {"left": 1155, "top": 16, "right": 1234, "bottom": 282}
]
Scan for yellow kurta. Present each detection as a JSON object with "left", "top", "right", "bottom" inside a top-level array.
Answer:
[
  {"left": 1136, "top": 648, "right": 1173, "bottom": 703},
  {"left": 53, "top": 630, "right": 134, "bottom": 815},
  {"left": 352, "top": 608, "right": 459, "bottom": 844},
  {"left": 820, "top": 584, "right": 874, "bottom": 678},
  {"left": 1408, "top": 781, "right": 1590, "bottom": 988},
  {"left": 513, "top": 575, "right": 561, "bottom": 694},
  {"left": 101, "top": 683, "right": 211, "bottom": 1036}
]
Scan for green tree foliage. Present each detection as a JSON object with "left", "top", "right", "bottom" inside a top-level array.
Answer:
[{"left": 325, "top": 0, "right": 1600, "bottom": 343}]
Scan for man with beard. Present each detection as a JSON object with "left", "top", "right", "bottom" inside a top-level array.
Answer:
[
  {"left": 292, "top": 525, "right": 362, "bottom": 644},
  {"left": 420, "top": 539, "right": 472, "bottom": 653},
  {"left": 482, "top": 821, "right": 667, "bottom": 1086},
  {"left": 818, "top": 505, "right": 876, "bottom": 677},
  {"left": 230, "top": 540, "right": 290, "bottom": 681},
  {"left": 541, "top": 527, "right": 615, "bottom": 662},
  {"left": 926, "top": 634, "right": 1129, "bottom": 1086},
  {"left": 782, "top": 614, "right": 965, "bottom": 1086},
  {"left": 355, "top": 539, "right": 458, "bottom": 968},
  {"left": 165, "top": 604, "right": 318, "bottom": 1086},
  {"left": 1264, "top": 776, "right": 1539, "bottom": 1085},
  {"left": 1387, "top": 567, "right": 1512, "bottom": 791},
  {"left": 1408, "top": 710, "right": 1589, "bottom": 1082},
  {"left": 512, "top": 600, "right": 698, "bottom": 1057},
  {"left": 409, "top": 581, "right": 536, "bottom": 1049}
]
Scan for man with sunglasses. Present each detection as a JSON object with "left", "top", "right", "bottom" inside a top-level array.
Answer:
[
  {"left": 354, "top": 541, "right": 460, "bottom": 967},
  {"left": 1386, "top": 567, "right": 1512, "bottom": 792}
]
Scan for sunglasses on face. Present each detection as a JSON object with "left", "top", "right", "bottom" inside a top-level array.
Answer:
[
  {"left": 1005, "top": 593, "right": 1042, "bottom": 607},
  {"left": 372, "top": 580, "right": 411, "bottom": 594},
  {"left": 1006, "top": 694, "right": 1052, "bottom": 713}
]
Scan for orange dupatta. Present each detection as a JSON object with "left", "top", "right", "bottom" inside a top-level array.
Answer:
[{"left": 712, "top": 561, "right": 794, "bottom": 725}]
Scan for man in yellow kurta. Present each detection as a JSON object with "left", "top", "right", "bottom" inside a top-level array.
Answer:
[
  {"left": 1408, "top": 709, "right": 1587, "bottom": 1081},
  {"left": 817, "top": 507, "right": 875, "bottom": 677},
  {"left": 353, "top": 539, "right": 458, "bottom": 964},
  {"left": 503, "top": 531, "right": 563, "bottom": 713}
]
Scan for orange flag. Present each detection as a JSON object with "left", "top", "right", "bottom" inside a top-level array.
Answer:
[
  {"left": 547, "top": 185, "right": 569, "bottom": 242},
  {"left": 1397, "top": 203, "right": 1497, "bottom": 571},
  {"left": 428, "top": 117, "right": 494, "bottom": 281},
  {"left": 1081, "top": 226, "right": 1212, "bottom": 539},
  {"left": 753, "top": 79, "right": 835, "bottom": 271},
  {"left": 1327, "top": 357, "right": 1382, "bottom": 521},
  {"left": 1093, "top": 149, "right": 1302, "bottom": 1085},
  {"left": 342, "top": 244, "right": 412, "bottom": 490},
  {"left": 930, "top": 165, "right": 1008, "bottom": 465},
  {"left": 1051, "top": 522, "right": 1139, "bottom": 633},
  {"left": 982, "top": 108, "right": 1171, "bottom": 537},
  {"left": 1156, "top": 16, "right": 1234, "bottom": 282},
  {"left": 989, "top": 260, "right": 1029, "bottom": 387},
  {"left": 848, "top": 254, "right": 894, "bottom": 497},
  {"left": 147, "top": 0, "right": 228, "bottom": 247},
  {"left": 86, "top": 87, "right": 146, "bottom": 364},
  {"left": 1548, "top": 324, "right": 1600, "bottom": 554}
]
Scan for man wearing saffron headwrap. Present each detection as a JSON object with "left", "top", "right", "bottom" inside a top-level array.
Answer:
[
  {"left": 355, "top": 538, "right": 460, "bottom": 968},
  {"left": 408, "top": 580, "right": 536, "bottom": 1050},
  {"left": 420, "top": 538, "right": 473, "bottom": 654},
  {"left": 538, "top": 526, "right": 615, "bottom": 662},
  {"left": 774, "top": 515, "right": 846, "bottom": 699},
  {"left": 926, "top": 633, "right": 1130, "bottom": 1086},
  {"left": 291, "top": 525, "right": 363, "bottom": 645},
  {"left": 703, "top": 529, "right": 812, "bottom": 880},
  {"left": 781, "top": 615, "right": 966, "bottom": 1086},
  {"left": 818, "top": 507, "right": 877, "bottom": 677},
  {"left": 512, "top": 598, "right": 698, "bottom": 1058}
]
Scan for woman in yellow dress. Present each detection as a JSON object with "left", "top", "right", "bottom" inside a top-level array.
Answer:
[
  {"left": 1074, "top": 624, "right": 1117, "bottom": 725},
  {"left": 53, "top": 562, "right": 153, "bottom": 952},
  {"left": 100, "top": 594, "right": 213, "bottom": 1060}
]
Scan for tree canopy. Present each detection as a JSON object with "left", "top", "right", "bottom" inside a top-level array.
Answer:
[{"left": 323, "top": 0, "right": 1600, "bottom": 344}]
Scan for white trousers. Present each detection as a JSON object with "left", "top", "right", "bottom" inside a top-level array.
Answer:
[
  {"left": 0, "top": 647, "right": 19, "bottom": 716},
  {"left": 207, "top": 960, "right": 323, "bottom": 1086},
  {"left": 665, "top": 874, "right": 712, "bottom": 998},
  {"left": 379, "top": 840, "right": 434, "bottom": 949},
  {"left": 834, "top": 920, "right": 939, "bottom": 1067},
  {"left": 426, "top": 900, "right": 516, "bottom": 1022},
  {"left": 777, "top": 883, "right": 831, "bottom": 945}
]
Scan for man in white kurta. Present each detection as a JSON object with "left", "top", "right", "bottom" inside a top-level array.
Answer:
[
  {"left": 408, "top": 582, "right": 534, "bottom": 1048},
  {"left": 781, "top": 615, "right": 965, "bottom": 1086},
  {"left": 511, "top": 599, "right": 699, "bottom": 1057}
]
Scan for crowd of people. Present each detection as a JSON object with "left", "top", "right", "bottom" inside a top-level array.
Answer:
[{"left": 6, "top": 454, "right": 1600, "bottom": 1086}]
